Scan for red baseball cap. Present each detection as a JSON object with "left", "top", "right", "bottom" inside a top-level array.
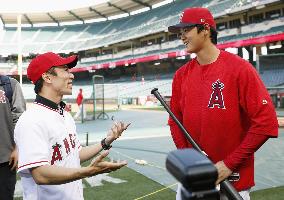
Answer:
[
  {"left": 27, "top": 52, "right": 78, "bottom": 84},
  {"left": 168, "top": 7, "right": 216, "bottom": 33}
]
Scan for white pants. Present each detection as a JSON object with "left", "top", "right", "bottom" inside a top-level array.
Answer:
[
  {"left": 74, "top": 104, "right": 86, "bottom": 120},
  {"left": 176, "top": 183, "right": 250, "bottom": 200}
]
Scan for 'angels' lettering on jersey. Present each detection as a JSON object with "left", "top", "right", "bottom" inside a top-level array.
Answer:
[
  {"left": 208, "top": 79, "right": 226, "bottom": 109},
  {"left": 51, "top": 133, "right": 79, "bottom": 165}
]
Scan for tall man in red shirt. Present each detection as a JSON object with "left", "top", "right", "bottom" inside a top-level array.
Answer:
[{"left": 168, "top": 7, "right": 278, "bottom": 200}]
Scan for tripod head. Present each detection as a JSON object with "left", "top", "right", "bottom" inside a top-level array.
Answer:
[{"left": 166, "top": 149, "right": 220, "bottom": 200}]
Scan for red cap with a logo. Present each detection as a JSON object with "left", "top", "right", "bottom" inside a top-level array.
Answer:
[
  {"left": 168, "top": 7, "right": 216, "bottom": 33},
  {"left": 27, "top": 52, "right": 78, "bottom": 84}
]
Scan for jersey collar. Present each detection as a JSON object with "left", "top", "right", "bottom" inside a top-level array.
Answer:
[{"left": 34, "top": 95, "right": 66, "bottom": 115}]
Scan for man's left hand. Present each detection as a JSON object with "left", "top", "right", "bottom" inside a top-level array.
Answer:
[
  {"left": 215, "top": 161, "right": 232, "bottom": 185},
  {"left": 105, "top": 121, "right": 131, "bottom": 145},
  {"left": 9, "top": 146, "right": 18, "bottom": 171}
]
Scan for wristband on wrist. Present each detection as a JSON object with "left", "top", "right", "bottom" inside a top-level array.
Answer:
[{"left": 101, "top": 138, "right": 112, "bottom": 150}]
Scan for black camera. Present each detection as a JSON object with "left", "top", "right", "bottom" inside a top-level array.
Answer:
[{"left": 166, "top": 149, "right": 220, "bottom": 200}]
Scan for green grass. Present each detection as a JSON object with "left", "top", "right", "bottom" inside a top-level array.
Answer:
[
  {"left": 14, "top": 159, "right": 176, "bottom": 200},
  {"left": 83, "top": 166, "right": 176, "bottom": 200},
  {"left": 81, "top": 159, "right": 176, "bottom": 200},
  {"left": 251, "top": 186, "right": 284, "bottom": 200},
  {"left": 14, "top": 159, "right": 284, "bottom": 200}
]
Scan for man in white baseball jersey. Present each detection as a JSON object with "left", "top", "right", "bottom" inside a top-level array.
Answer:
[{"left": 14, "top": 52, "right": 130, "bottom": 200}]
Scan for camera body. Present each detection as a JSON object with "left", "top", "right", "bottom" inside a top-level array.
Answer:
[{"left": 166, "top": 149, "right": 220, "bottom": 200}]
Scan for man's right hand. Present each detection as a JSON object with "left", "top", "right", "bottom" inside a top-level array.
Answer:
[
  {"left": 85, "top": 151, "right": 127, "bottom": 176},
  {"left": 30, "top": 151, "right": 127, "bottom": 185},
  {"left": 9, "top": 146, "right": 18, "bottom": 171}
]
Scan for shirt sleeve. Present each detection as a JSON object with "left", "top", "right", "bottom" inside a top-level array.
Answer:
[
  {"left": 11, "top": 80, "right": 26, "bottom": 126},
  {"left": 168, "top": 72, "right": 190, "bottom": 149},
  {"left": 224, "top": 60, "right": 278, "bottom": 170},
  {"left": 224, "top": 133, "right": 269, "bottom": 171},
  {"left": 15, "top": 118, "right": 50, "bottom": 173},
  {"left": 238, "top": 61, "right": 278, "bottom": 137}
]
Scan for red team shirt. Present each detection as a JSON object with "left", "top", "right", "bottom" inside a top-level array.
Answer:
[
  {"left": 169, "top": 50, "right": 278, "bottom": 191},
  {"left": 76, "top": 92, "right": 83, "bottom": 106}
]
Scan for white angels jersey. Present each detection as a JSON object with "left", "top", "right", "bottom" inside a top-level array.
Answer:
[{"left": 14, "top": 100, "right": 83, "bottom": 200}]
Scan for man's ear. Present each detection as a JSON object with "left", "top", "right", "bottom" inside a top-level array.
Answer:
[
  {"left": 42, "top": 72, "right": 52, "bottom": 83},
  {"left": 202, "top": 25, "right": 211, "bottom": 39}
]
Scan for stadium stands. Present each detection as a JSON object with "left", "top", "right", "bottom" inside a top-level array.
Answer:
[
  {"left": 3, "top": 0, "right": 279, "bottom": 55},
  {"left": 19, "top": 64, "right": 284, "bottom": 101},
  {"left": 21, "top": 78, "right": 173, "bottom": 100},
  {"left": 206, "top": 0, "right": 236, "bottom": 15},
  {"left": 260, "top": 69, "right": 284, "bottom": 87},
  {"left": 1, "top": 0, "right": 283, "bottom": 95}
]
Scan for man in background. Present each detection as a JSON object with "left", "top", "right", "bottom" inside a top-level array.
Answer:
[
  {"left": 0, "top": 75, "right": 26, "bottom": 200},
  {"left": 74, "top": 88, "right": 86, "bottom": 120}
]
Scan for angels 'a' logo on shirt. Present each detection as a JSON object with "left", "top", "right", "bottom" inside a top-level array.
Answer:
[
  {"left": 0, "top": 90, "right": 7, "bottom": 103},
  {"left": 51, "top": 143, "right": 63, "bottom": 165},
  {"left": 208, "top": 79, "right": 226, "bottom": 109}
]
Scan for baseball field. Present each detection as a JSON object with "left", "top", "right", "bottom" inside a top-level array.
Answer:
[{"left": 13, "top": 108, "right": 284, "bottom": 199}]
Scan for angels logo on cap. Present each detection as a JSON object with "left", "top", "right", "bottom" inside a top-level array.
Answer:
[{"left": 179, "top": 11, "right": 184, "bottom": 22}]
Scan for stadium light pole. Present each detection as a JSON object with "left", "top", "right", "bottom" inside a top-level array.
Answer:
[{"left": 17, "top": 14, "right": 23, "bottom": 86}]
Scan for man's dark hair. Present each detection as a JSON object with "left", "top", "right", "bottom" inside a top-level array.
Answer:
[
  {"left": 34, "top": 67, "right": 57, "bottom": 94},
  {"left": 196, "top": 24, "right": 218, "bottom": 44},
  {"left": 34, "top": 78, "right": 44, "bottom": 94}
]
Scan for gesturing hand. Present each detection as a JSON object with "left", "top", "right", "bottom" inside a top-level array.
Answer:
[
  {"left": 86, "top": 151, "right": 127, "bottom": 176},
  {"left": 105, "top": 121, "right": 131, "bottom": 145}
]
